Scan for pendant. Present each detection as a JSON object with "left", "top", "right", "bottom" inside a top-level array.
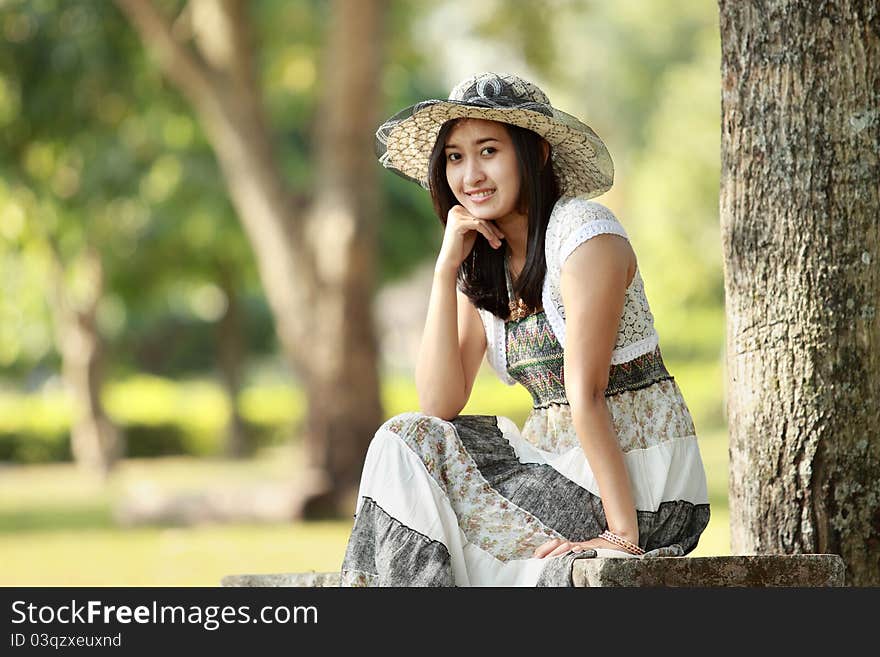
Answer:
[{"left": 508, "top": 297, "right": 530, "bottom": 321}]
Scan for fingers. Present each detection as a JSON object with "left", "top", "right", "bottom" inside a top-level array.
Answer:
[
  {"left": 547, "top": 542, "right": 575, "bottom": 558},
  {"left": 533, "top": 538, "right": 561, "bottom": 558},
  {"left": 534, "top": 538, "right": 569, "bottom": 559},
  {"left": 470, "top": 219, "right": 503, "bottom": 249},
  {"left": 484, "top": 220, "right": 505, "bottom": 242},
  {"left": 534, "top": 538, "right": 595, "bottom": 559},
  {"left": 449, "top": 206, "right": 504, "bottom": 249}
]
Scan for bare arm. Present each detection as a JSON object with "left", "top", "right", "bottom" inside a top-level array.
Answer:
[
  {"left": 561, "top": 234, "right": 639, "bottom": 543},
  {"left": 414, "top": 264, "right": 488, "bottom": 420},
  {"left": 415, "top": 205, "right": 501, "bottom": 420},
  {"left": 414, "top": 205, "right": 502, "bottom": 420},
  {"left": 414, "top": 265, "right": 465, "bottom": 418}
]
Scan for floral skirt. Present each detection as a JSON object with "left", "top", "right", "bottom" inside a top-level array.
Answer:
[{"left": 339, "top": 411, "right": 710, "bottom": 587}]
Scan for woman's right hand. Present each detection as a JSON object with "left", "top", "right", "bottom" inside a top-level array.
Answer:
[{"left": 435, "top": 205, "right": 505, "bottom": 273}]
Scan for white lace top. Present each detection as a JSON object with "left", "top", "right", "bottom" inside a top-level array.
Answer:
[{"left": 476, "top": 197, "right": 659, "bottom": 386}]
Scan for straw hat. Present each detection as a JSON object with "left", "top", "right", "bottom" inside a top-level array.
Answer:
[{"left": 375, "top": 72, "right": 614, "bottom": 199}]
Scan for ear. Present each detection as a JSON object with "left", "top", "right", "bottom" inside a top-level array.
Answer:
[{"left": 541, "top": 139, "right": 550, "bottom": 167}]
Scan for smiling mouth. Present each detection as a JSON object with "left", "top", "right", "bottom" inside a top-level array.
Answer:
[{"left": 467, "top": 189, "right": 495, "bottom": 200}]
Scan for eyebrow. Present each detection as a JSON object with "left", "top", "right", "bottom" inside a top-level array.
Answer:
[{"left": 444, "top": 137, "right": 500, "bottom": 150}]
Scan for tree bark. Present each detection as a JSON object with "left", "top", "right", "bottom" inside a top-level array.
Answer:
[
  {"left": 719, "top": 0, "right": 880, "bottom": 585},
  {"left": 116, "top": 0, "right": 385, "bottom": 516}
]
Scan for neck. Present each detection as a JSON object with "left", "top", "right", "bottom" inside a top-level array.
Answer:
[{"left": 496, "top": 211, "right": 529, "bottom": 263}]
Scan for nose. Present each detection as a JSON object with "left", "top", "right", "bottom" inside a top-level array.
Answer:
[{"left": 463, "top": 158, "right": 486, "bottom": 188}]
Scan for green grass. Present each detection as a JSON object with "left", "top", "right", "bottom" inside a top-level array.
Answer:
[
  {"left": 1, "top": 524, "right": 352, "bottom": 587},
  {"left": 0, "top": 446, "right": 352, "bottom": 586},
  {"left": 0, "top": 371, "right": 730, "bottom": 585}
]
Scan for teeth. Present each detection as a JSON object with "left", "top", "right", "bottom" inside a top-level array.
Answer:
[{"left": 471, "top": 190, "right": 494, "bottom": 198}]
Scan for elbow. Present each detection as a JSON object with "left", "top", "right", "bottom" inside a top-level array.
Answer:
[
  {"left": 414, "top": 367, "right": 468, "bottom": 421},
  {"left": 566, "top": 377, "right": 608, "bottom": 412},
  {"left": 416, "top": 391, "right": 465, "bottom": 422},
  {"left": 427, "top": 411, "right": 461, "bottom": 422},
  {"left": 418, "top": 404, "right": 462, "bottom": 422}
]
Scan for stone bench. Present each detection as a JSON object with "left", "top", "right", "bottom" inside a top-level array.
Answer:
[{"left": 221, "top": 554, "right": 846, "bottom": 587}]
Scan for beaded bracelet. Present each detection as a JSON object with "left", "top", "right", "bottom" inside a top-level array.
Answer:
[{"left": 598, "top": 530, "right": 645, "bottom": 555}]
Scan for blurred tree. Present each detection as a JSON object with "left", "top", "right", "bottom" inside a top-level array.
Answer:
[
  {"left": 0, "top": 1, "right": 262, "bottom": 466},
  {"left": 116, "top": 0, "right": 386, "bottom": 517},
  {"left": 720, "top": 0, "right": 879, "bottom": 584},
  {"left": 47, "top": 240, "right": 123, "bottom": 475},
  {"left": 0, "top": 3, "right": 143, "bottom": 475},
  {"left": 107, "top": 138, "right": 263, "bottom": 457}
]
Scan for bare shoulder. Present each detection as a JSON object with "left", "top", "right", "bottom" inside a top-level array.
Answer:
[{"left": 561, "top": 232, "right": 637, "bottom": 288}]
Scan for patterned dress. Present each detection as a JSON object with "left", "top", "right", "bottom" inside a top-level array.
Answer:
[{"left": 339, "top": 199, "right": 710, "bottom": 587}]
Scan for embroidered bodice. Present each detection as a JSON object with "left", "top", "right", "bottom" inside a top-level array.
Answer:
[
  {"left": 478, "top": 198, "right": 659, "bottom": 386},
  {"left": 505, "top": 307, "right": 673, "bottom": 409},
  {"left": 505, "top": 310, "right": 567, "bottom": 408}
]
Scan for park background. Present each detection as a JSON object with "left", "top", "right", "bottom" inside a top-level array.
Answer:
[{"left": 0, "top": 0, "right": 727, "bottom": 585}]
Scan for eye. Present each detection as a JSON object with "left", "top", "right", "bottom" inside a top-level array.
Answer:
[
  {"left": 447, "top": 152, "right": 461, "bottom": 162},
  {"left": 481, "top": 147, "right": 496, "bottom": 156}
]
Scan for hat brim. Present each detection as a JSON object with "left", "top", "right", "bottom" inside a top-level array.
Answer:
[{"left": 376, "top": 98, "right": 614, "bottom": 199}]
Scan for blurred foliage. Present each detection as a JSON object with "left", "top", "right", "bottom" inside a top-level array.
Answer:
[
  {"left": 627, "top": 24, "right": 723, "bottom": 363},
  {"left": 0, "top": 0, "right": 732, "bottom": 586},
  {"left": 0, "top": 0, "right": 263, "bottom": 380},
  {"left": 1, "top": 0, "right": 726, "bottom": 466},
  {"left": 0, "top": 0, "right": 444, "bottom": 382},
  {"left": 0, "top": 375, "right": 297, "bottom": 463},
  {"left": 0, "top": 355, "right": 723, "bottom": 465}
]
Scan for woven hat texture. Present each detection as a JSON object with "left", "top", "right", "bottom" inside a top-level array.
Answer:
[{"left": 375, "top": 72, "right": 614, "bottom": 199}]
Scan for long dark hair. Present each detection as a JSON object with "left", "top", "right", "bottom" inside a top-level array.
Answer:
[{"left": 428, "top": 118, "right": 561, "bottom": 319}]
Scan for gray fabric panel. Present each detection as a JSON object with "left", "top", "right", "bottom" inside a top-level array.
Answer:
[
  {"left": 340, "top": 496, "right": 455, "bottom": 587},
  {"left": 451, "top": 415, "right": 606, "bottom": 541},
  {"left": 451, "top": 415, "right": 710, "bottom": 554},
  {"left": 638, "top": 500, "right": 711, "bottom": 554},
  {"left": 642, "top": 544, "right": 685, "bottom": 558},
  {"left": 536, "top": 550, "right": 598, "bottom": 587}
]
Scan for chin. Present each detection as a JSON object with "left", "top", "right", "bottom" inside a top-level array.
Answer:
[
  {"left": 465, "top": 204, "right": 493, "bottom": 217},
  {"left": 467, "top": 200, "right": 514, "bottom": 220}
]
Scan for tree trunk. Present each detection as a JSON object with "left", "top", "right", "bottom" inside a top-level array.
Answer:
[
  {"left": 116, "top": 0, "right": 386, "bottom": 516},
  {"left": 49, "top": 248, "right": 122, "bottom": 477},
  {"left": 292, "top": 0, "right": 385, "bottom": 517},
  {"left": 719, "top": 0, "right": 880, "bottom": 585},
  {"left": 216, "top": 266, "right": 250, "bottom": 459}
]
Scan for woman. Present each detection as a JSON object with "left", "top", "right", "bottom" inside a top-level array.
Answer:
[{"left": 340, "top": 72, "right": 710, "bottom": 586}]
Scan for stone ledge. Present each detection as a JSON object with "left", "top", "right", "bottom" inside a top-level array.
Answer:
[
  {"left": 221, "top": 554, "right": 846, "bottom": 587},
  {"left": 572, "top": 554, "right": 845, "bottom": 587},
  {"left": 222, "top": 572, "right": 340, "bottom": 587}
]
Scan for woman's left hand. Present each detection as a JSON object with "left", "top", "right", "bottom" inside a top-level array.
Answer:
[{"left": 533, "top": 536, "right": 627, "bottom": 558}]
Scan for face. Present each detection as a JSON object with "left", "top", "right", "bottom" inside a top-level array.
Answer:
[{"left": 443, "top": 119, "right": 523, "bottom": 224}]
